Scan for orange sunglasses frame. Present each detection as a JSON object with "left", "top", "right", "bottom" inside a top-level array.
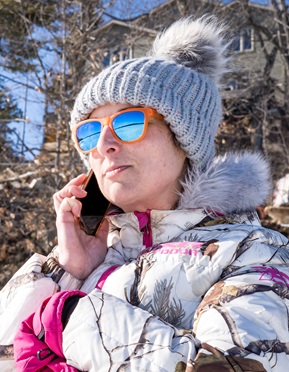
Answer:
[{"left": 72, "top": 107, "right": 164, "bottom": 154}]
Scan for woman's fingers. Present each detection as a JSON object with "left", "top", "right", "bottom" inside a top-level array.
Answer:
[
  {"left": 58, "top": 197, "right": 82, "bottom": 219},
  {"left": 53, "top": 174, "right": 87, "bottom": 212},
  {"left": 66, "top": 173, "right": 87, "bottom": 186},
  {"left": 56, "top": 184, "right": 87, "bottom": 200}
]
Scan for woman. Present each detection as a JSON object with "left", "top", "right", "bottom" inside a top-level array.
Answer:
[{"left": 1, "top": 16, "right": 289, "bottom": 372}]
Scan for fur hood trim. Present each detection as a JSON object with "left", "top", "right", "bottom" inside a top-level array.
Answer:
[{"left": 178, "top": 152, "right": 272, "bottom": 214}]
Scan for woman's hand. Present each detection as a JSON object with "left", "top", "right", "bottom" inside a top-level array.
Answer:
[{"left": 53, "top": 174, "right": 108, "bottom": 280}]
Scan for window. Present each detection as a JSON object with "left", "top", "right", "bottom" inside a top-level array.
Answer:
[
  {"left": 224, "top": 80, "right": 238, "bottom": 91},
  {"left": 102, "top": 47, "right": 130, "bottom": 67},
  {"left": 233, "top": 29, "right": 254, "bottom": 52}
]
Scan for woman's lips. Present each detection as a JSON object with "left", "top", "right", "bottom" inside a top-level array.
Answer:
[{"left": 104, "top": 165, "right": 130, "bottom": 177}]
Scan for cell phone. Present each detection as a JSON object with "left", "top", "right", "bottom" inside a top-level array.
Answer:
[{"left": 78, "top": 169, "right": 111, "bottom": 236}]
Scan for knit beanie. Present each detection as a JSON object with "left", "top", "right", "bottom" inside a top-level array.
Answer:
[{"left": 70, "top": 16, "right": 230, "bottom": 169}]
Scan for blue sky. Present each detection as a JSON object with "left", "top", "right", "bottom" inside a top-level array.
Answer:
[{"left": 2, "top": 72, "right": 45, "bottom": 160}]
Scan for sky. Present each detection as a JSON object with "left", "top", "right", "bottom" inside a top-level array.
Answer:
[{"left": 3, "top": 72, "right": 45, "bottom": 160}]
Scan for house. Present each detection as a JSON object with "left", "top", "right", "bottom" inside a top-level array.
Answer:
[{"left": 94, "top": 1, "right": 284, "bottom": 96}]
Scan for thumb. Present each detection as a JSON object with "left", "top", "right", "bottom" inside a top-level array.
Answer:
[{"left": 95, "top": 218, "right": 109, "bottom": 242}]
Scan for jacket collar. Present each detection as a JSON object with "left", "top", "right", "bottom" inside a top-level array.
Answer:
[{"left": 107, "top": 206, "right": 261, "bottom": 254}]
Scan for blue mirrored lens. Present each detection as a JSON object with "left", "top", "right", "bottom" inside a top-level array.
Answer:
[
  {"left": 113, "top": 111, "right": 145, "bottom": 141},
  {"left": 76, "top": 121, "right": 101, "bottom": 151}
]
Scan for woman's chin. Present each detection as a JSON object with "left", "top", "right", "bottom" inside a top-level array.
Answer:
[{"left": 106, "top": 189, "right": 136, "bottom": 212}]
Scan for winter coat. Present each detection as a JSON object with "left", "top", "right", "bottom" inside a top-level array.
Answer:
[{"left": 1, "top": 152, "right": 289, "bottom": 371}]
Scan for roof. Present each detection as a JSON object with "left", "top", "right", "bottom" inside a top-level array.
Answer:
[{"left": 95, "top": 19, "right": 157, "bottom": 37}]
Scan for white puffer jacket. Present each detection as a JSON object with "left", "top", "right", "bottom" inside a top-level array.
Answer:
[{"left": 1, "top": 152, "right": 289, "bottom": 371}]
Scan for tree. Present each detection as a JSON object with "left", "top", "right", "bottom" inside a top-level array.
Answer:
[
  {"left": 0, "top": 0, "right": 117, "bottom": 288},
  {"left": 0, "top": 79, "right": 23, "bottom": 162}
]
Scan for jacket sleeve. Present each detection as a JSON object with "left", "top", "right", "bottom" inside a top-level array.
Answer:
[
  {"left": 0, "top": 251, "right": 83, "bottom": 341},
  {"left": 62, "top": 289, "right": 197, "bottom": 371},
  {"left": 0, "top": 252, "right": 82, "bottom": 370},
  {"left": 192, "top": 264, "right": 289, "bottom": 371},
  {"left": 0, "top": 254, "right": 58, "bottom": 346}
]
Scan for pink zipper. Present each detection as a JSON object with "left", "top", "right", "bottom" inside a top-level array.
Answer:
[{"left": 134, "top": 210, "right": 153, "bottom": 248}]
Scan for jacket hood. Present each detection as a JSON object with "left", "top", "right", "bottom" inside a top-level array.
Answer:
[{"left": 178, "top": 152, "right": 272, "bottom": 214}]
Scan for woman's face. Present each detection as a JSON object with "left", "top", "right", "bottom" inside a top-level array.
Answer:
[{"left": 88, "top": 103, "right": 187, "bottom": 212}]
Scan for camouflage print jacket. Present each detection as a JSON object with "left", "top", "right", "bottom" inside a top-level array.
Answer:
[
  {"left": 1, "top": 152, "right": 289, "bottom": 371},
  {"left": 61, "top": 153, "right": 289, "bottom": 371}
]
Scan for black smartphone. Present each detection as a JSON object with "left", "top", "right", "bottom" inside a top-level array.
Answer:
[{"left": 78, "top": 169, "right": 111, "bottom": 236}]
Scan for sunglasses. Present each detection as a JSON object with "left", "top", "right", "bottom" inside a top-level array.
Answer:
[{"left": 72, "top": 107, "right": 164, "bottom": 154}]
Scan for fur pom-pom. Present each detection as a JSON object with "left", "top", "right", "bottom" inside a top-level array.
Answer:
[{"left": 150, "top": 15, "right": 230, "bottom": 85}]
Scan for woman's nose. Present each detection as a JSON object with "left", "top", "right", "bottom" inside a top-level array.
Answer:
[{"left": 94, "top": 125, "right": 120, "bottom": 157}]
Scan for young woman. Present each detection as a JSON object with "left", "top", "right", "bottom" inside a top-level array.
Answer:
[{"left": 1, "top": 16, "right": 289, "bottom": 372}]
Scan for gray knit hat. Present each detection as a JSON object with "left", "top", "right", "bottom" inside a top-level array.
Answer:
[{"left": 70, "top": 16, "right": 230, "bottom": 169}]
